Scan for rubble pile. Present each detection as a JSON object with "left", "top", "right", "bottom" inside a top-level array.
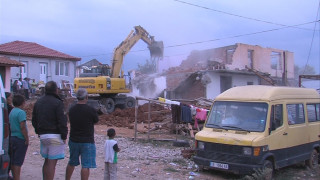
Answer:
[
  {"left": 98, "top": 103, "right": 171, "bottom": 127},
  {"left": 23, "top": 99, "right": 172, "bottom": 129}
]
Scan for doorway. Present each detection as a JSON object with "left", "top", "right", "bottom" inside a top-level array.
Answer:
[{"left": 40, "top": 63, "right": 47, "bottom": 83}]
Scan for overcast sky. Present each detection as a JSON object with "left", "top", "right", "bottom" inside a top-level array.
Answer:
[{"left": 0, "top": 0, "right": 319, "bottom": 74}]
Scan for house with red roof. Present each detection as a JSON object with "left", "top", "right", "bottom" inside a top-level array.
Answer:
[{"left": 0, "top": 41, "right": 81, "bottom": 90}]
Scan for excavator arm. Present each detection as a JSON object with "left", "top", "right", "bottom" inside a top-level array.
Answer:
[{"left": 111, "top": 26, "right": 164, "bottom": 78}]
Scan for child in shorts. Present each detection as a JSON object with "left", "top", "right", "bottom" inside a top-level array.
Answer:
[
  {"left": 9, "top": 94, "right": 29, "bottom": 180},
  {"left": 104, "top": 128, "right": 120, "bottom": 180}
]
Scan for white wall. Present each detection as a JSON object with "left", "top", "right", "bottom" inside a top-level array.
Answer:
[
  {"left": 205, "top": 73, "right": 220, "bottom": 100},
  {"left": 206, "top": 71, "right": 259, "bottom": 100},
  {"left": 6, "top": 55, "right": 77, "bottom": 85},
  {"left": 232, "top": 74, "right": 259, "bottom": 87}
]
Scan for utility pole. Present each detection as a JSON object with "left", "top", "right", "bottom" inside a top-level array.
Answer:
[{"left": 282, "top": 51, "right": 288, "bottom": 86}]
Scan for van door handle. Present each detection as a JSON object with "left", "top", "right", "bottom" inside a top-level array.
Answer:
[{"left": 283, "top": 132, "right": 288, "bottom": 135}]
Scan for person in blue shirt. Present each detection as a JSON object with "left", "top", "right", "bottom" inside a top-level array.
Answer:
[{"left": 9, "top": 94, "right": 29, "bottom": 180}]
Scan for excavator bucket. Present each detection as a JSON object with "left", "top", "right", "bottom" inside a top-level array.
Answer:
[{"left": 148, "top": 40, "right": 164, "bottom": 58}]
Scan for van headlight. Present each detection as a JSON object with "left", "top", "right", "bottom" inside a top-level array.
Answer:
[
  {"left": 243, "top": 146, "right": 269, "bottom": 156},
  {"left": 243, "top": 147, "right": 252, "bottom": 155},
  {"left": 198, "top": 141, "right": 205, "bottom": 150}
]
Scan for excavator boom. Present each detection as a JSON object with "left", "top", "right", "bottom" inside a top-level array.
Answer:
[
  {"left": 111, "top": 26, "right": 163, "bottom": 78},
  {"left": 74, "top": 26, "right": 163, "bottom": 114}
]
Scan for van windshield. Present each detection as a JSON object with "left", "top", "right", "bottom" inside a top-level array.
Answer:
[{"left": 206, "top": 101, "right": 268, "bottom": 132}]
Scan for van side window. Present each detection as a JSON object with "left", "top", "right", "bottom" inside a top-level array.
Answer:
[
  {"left": 307, "top": 103, "right": 320, "bottom": 122},
  {"left": 287, "top": 104, "right": 305, "bottom": 125},
  {"left": 270, "top": 104, "right": 283, "bottom": 130}
]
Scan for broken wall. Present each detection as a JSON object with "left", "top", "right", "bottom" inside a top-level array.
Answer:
[
  {"left": 228, "top": 43, "right": 294, "bottom": 79},
  {"left": 205, "top": 71, "right": 259, "bottom": 99}
]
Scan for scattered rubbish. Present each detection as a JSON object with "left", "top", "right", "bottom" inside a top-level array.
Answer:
[
  {"left": 189, "top": 172, "right": 199, "bottom": 176},
  {"left": 32, "top": 152, "right": 39, "bottom": 155},
  {"left": 150, "top": 156, "right": 160, "bottom": 159},
  {"left": 169, "top": 162, "right": 177, "bottom": 166},
  {"left": 173, "top": 140, "right": 190, "bottom": 147},
  {"left": 188, "top": 176, "right": 195, "bottom": 179}
]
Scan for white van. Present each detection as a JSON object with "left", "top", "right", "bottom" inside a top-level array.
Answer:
[
  {"left": 0, "top": 76, "right": 9, "bottom": 180},
  {"left": 194, "top": 85, "right": 320, "bottom": 178}
]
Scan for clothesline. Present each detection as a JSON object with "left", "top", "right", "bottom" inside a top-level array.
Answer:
[{"left": 133, "top": 96, "right": 210, "bottom": 140}]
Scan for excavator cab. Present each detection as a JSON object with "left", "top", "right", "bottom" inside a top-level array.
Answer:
[{"left": 80, "top": 64, "right": 111, "bottom": 77}]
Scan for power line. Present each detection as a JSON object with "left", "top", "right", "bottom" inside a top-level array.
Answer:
[
  {"left": 79, "top": 20, "right": 318, "bottom": 59},
  {"left": 302, "top": 1, "right": 320, "bottom": 74},
  {"left": 173, "top": 0, "right": 318, "bottom": 31},
  {"left": 164, "top": 20, "right": 318, "bottom": 48}
]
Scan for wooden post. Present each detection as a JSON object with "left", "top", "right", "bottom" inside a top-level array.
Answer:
[
  {"left": 134, "top": 98, "right": 138, "bottom": 141},
  {"left": 188, "top": 123, "right": 195, "bottom": 138},
  {"left": 148, "top": 101, "right": 151, "bottom": 141}
]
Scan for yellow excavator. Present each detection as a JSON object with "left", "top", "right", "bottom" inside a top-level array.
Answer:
[{"left": 74, "top": 26, "right": 163, "bottom": 113}]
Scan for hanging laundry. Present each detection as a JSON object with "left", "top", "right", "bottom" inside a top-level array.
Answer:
[
  {"left": 194, "top": 108, "right": 209, "bottom": 128},
  {"left": 158, "top": 97, "right": 165, "bottom": 102},
  {"left": 158, "top": 97, "right": 180, "bottom": 105},
  {"left": 190, "top": 105, "right": 197, "bottom": 116},
  {"left": 181, "top": 105, "right": 192, "bottom": 123},
  {"left": 171, "top": 104, "right": 181, "bottom": 124},
  {"left": 166, "top": 99, "right": 180, "bottom": 105},
  {"left": 196, "top": 108, "right": 208, "bottom": 121}
]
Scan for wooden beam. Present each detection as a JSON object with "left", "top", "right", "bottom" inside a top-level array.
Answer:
[{"left": 187, "top": 123, "right": 194, "bottom": 138}]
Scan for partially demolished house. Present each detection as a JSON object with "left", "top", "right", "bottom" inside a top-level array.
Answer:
[
  {"left": 165, "top": 43, "right": 294, "bottom": 100},
  {"left": 76, "top": 59, "right": 102, "bottom": 77}
]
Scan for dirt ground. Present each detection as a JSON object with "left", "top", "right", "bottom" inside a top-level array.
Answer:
[
  {"left": 20, "top": 121, "right": 217, "bottom": 180},
  {"left": 19, "top": 122, "right": 320, "bottom": 180},
  {"left": 17, "top": 99, "right": 320, "bottom": 180}
]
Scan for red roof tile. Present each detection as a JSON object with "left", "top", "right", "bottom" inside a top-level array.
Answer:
[
  {"left": 0, "top": 41, "right": 81, "bottom": 61},
  {"left": 0, "top": 56, "right": 24, "bottom": 67}
]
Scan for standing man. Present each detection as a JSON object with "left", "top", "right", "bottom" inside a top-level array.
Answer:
[
  {"left": 30, "top": 79, "right": 38, "bottom": 97},
  {"left": 22, "top": 78, "right": 29, "bottom": 100},
  {"left": 32, "top": 81, "right": 68, "bottom": 180},
  {"left": 65, "top": 88, "right": 99, "bottom": 180}
]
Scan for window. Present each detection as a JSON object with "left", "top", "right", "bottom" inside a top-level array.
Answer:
[
  {"left": 226, "top": 48, "right": 235, "bottom": 64},
  {"left": 270, "top": 52, "right": 282, "bottom": 70},
  {"left": 287, "top": 104, "right": 305, "bottom": 125},
  {"left": 220, "top": 76, "right": 232, "bottom": 93},
  {"left": 307, "top": 103, "right": 320, "bottom": 122},
  {"left": 270, "top": 104, "right": 283, "bottom": 130},
  {"left": 206, "top": 101, "right": 268, "bottom": 132},
  {"left": 55, "top": 62, "right": 69, "bottom": 76}
]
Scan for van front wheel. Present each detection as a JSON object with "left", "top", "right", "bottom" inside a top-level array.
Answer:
[
  {"left": 306, "top": 149, "right": 319, "bottom": 169},
  {"left": 262, "top": 160, "right": 273, "bottom": 180}
]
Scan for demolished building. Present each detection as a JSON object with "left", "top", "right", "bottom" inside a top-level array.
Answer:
[{"left": 134, "top": 43, "right": 295, "bottom": 100}]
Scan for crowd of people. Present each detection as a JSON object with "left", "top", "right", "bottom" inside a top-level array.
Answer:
[
  {"left": 6, "top": 81, "right": 120, "bottom": 180},
  {"left": 11, "top": 78, "right": 42, "bottom": 100}
]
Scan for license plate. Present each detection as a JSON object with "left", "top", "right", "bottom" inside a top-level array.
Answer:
[{"left": 210, "top": 162, "right": 229, "bottom": 169}]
